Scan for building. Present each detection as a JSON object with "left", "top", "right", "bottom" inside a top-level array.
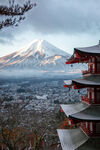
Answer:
[{"left": 57, "top": 41, "right": 100, "bottom": 150}]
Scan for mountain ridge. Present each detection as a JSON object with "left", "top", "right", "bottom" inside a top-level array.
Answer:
[{"left": 0, "top": 40, "right": 70, "bottom": 71}]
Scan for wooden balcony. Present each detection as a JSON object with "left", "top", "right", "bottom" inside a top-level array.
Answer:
[
  {"left": 81, "top": 125, "right": 100, "bottom": 137},
  {"left": 82, "top": 95, "right": 100, "bottom": 104},
  {"left": 82, "top": 69, "right": 100, "bottom": 75},
  {"left": 80, "top": 125, "right": 93, "bottom": 136},
  {"left": 81, "top": 96, "right": 91, "bottom": 104},
  {"left": 82, "top": 70, "right": 90, "bottom": 75}
]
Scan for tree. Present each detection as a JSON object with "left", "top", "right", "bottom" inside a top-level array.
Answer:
[
  {"left": 0, "top": 0, "right": 36, "bottom": 30},
  {"left": 0, "top": 99, "right": 45, "bottom": 150}
]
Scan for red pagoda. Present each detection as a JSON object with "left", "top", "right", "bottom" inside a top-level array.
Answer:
[{"left": 57, "top": 41, "right": 100, "bottom": 150}]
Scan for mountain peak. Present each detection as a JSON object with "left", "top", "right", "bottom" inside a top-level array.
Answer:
[
  {"left": 13, "top": 39, "right": 69, "bottom": 58},
  {"left": 0, "top": 40, "right": 71, "bottom": 71}
]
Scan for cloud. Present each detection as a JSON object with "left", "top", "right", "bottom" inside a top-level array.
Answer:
[
  {"left": 3, "top": 0, "right": 100, "bottom": 37},
  {"left": 21, "top": 0, "right": 100, "bottom": 35},
  {"left": 0, "top": 29, "right": 15, "bottom": 45}
]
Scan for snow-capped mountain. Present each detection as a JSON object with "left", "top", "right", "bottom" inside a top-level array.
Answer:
[
  {"left": 0, "top": 40, "right": 70, "bottom": 70},
  {"left": 0, "top": 40, "right": 87, "bottom": 77}
]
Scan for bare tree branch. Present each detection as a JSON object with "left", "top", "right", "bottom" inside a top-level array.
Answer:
[
  {"left": 0, "top": 1, "right": 33, "bottom": 16},
  {"left": 0, "top": 0, "right": 36, "bottom": 30}
]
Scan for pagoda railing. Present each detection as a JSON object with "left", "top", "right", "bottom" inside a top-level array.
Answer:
[
  {"left": 82, "top": 70, "right": 90, "bottom": 75},
  {"left": 81, "top": 96, "right": 91, "bottom": 104},
  {"left": 82, "top": 95, "right": 100, "bottom": 104},
  {"left": 81, "top": 125, "right": 100, "bottom": 137},
  {"left": 82, "top": 70, "right": 100, "bottom": 75},
  {"left": 81, "top": 125, "right": 92, "bottom": 136}
]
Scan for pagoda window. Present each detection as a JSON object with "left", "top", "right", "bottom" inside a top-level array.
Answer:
[
  {"left": 87, "top": 88, "right": 95, "bottom": 103},
  {"left": 95, "top": 88, "right": 100, "bottom": 104},
  {"left": 81, "top": 122, "right": 85, "bottom": 128},
  {"left": 93, "top": 63, "right": 95, "bottom": 73},
  {"left": 90, "top": 57, "right": 91, "bottom": 62},
  {"left": 96, "top": 56, "right": 100, "bottom": 62},
  {"left": 88, "top": 64, "right": 90, "bottom": 71},
  {"left": 88, "top": 64, "right": 92, "bottom": 72},
  {"left": 97, "top": 62, "right": 100, "bottom": 73},
  {"left": 96, "top": 123, "right": 100, "bottom": 134},
  {"left": 92, "top": 57, "right": 95, "bottom": 63},
  {"left": 90, "top": 122, "right": 93, "bottom": 132},
  {"left": 69, "top": 120, "right": 71, "bottom": 126},
  {"left": 87, "top": 88, "right": 92, "bottom": 98},
  {"left": 86, "top": 122, "right": 88, "bottom": 129},
  {"left": 91, "top": 89, "right": 94, "bottom": 102},
  {"left": 87, "top": 90, "right": 89, "bottom": 99}
]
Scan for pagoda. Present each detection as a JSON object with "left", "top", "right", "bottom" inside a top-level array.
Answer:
[{"left": 57, "top": 41, "right": 100, "bottom": 150}]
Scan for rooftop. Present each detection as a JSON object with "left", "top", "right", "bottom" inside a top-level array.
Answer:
[
  {"left": 57, "top": 128, "right": 100, "bottom": 150},
  {"left": 61, "top": 103, "right": 89, "bottom": 117},
  {"left": 75, "top": 40, "right": 100, "bottom": 55},
  {"left": 73, "top": 75, "right": 100, "bottom": 86},
  {"left": 66, "top": 41, "right": 100, "bottom": 64},
  {"left": 64, "top": 75, "right": 100, "bottom": 87},
  {"left": 61, "top": 103, "right": 100, "bottom": 121},
  {"left": 57, "top": 128, "right": 88, "bottom": 150},
  {"left": 71, "top": 105, "right": 100, "bottom": 121}
]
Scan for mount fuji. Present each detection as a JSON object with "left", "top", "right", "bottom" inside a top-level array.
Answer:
[
  {"left": 0, "top": 40, "right": 87, "bottom": 77},
  {"left": 0, "top": 40, "right": 69, "bottom": 70}
]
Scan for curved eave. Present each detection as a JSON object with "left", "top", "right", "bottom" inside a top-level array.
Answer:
[
  {"left": 70, "top": 106, "right": 100, "bottom": 122},
  {"left": 57, "top": 128, "right": 100, "bottom": 150},
  {"left": 66, "top": 42, "right": 100, "bottom": 64},
  {"left": 66, "top": 54, "right": 89, "bottom": 64},
  {"left": 64, "top": 75, "right": 100, "bottom": 89},
  {"left": 61, "top": 103, "right": 89, "bottom": 117},
  {"left": 76, "top": 138, "right": 100, "bottom": 150},
  {"left": 57, "top": 128, "right": 89, "bottom": 150},
  {"left": 75, "top": 44, "right": 100, "bottom": 56},
  {"left": 73, "top": 78, "right": 100, "bottom": 87}
]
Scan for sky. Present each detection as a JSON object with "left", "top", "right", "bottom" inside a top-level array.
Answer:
[{"left": 0, "top": 0, "right": 100, "bottom": 57}]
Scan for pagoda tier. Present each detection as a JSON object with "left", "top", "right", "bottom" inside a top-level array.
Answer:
[
  {"left": 64, "top": 75, "right": 100, "bottom": 89},
  {"left": 64, "top": 76, "right": 100, "bottom": 105},
  {"left": 61, "top": 103, "right": 89, "bottom": 118},
  {"left": 82, "top": 88, "right": 100, "bottom": 104},
  {"left": 66, "top": 41, "right": 100, "bottom": 63},
  {"left": 66, "top": 41, "right": 100, "bottom": 74},
  {"left": 57, "top": 128, "right": 100, "bottom": 150},
  {"left": 61, "top": 104, "right": 100, "bottom": 122}
]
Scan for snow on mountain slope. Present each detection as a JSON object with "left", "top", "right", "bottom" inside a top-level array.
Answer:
[
  {"left": 0, "top": 40, "right": 70, "bottom": 70},
  {"left": 0, "top": 40, "right": 87, "bottom": 75},
  {"left": 13, "top": 39, "right": 68, "bottom": 58}
]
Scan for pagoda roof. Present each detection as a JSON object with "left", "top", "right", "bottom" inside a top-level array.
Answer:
[
  {"left": 75, "top": 41, "right": 100, "bottom": 55},
  {"left": 66, "top": 41, "right": 100, "bottom": 64},
  {"left": 57, "top": 128, "right": 100, "bottom": 150},
  {"left": 61, "top": 104, "right": 100, "bottom": 121},
  {"left": 64, "top": 75, "right": 100, "bottom": 88},
  {"left": 57, "top": 128, "right": 89, "bottom": 150},
  {"left": 61, "top": 103, "right": 89, "bottom": 117},
  {"left": 76, "top": 138, "right": 100, "bottom": 150},
  {"left": 73, "top": 75, "right": 100, "bottom": 87}
]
